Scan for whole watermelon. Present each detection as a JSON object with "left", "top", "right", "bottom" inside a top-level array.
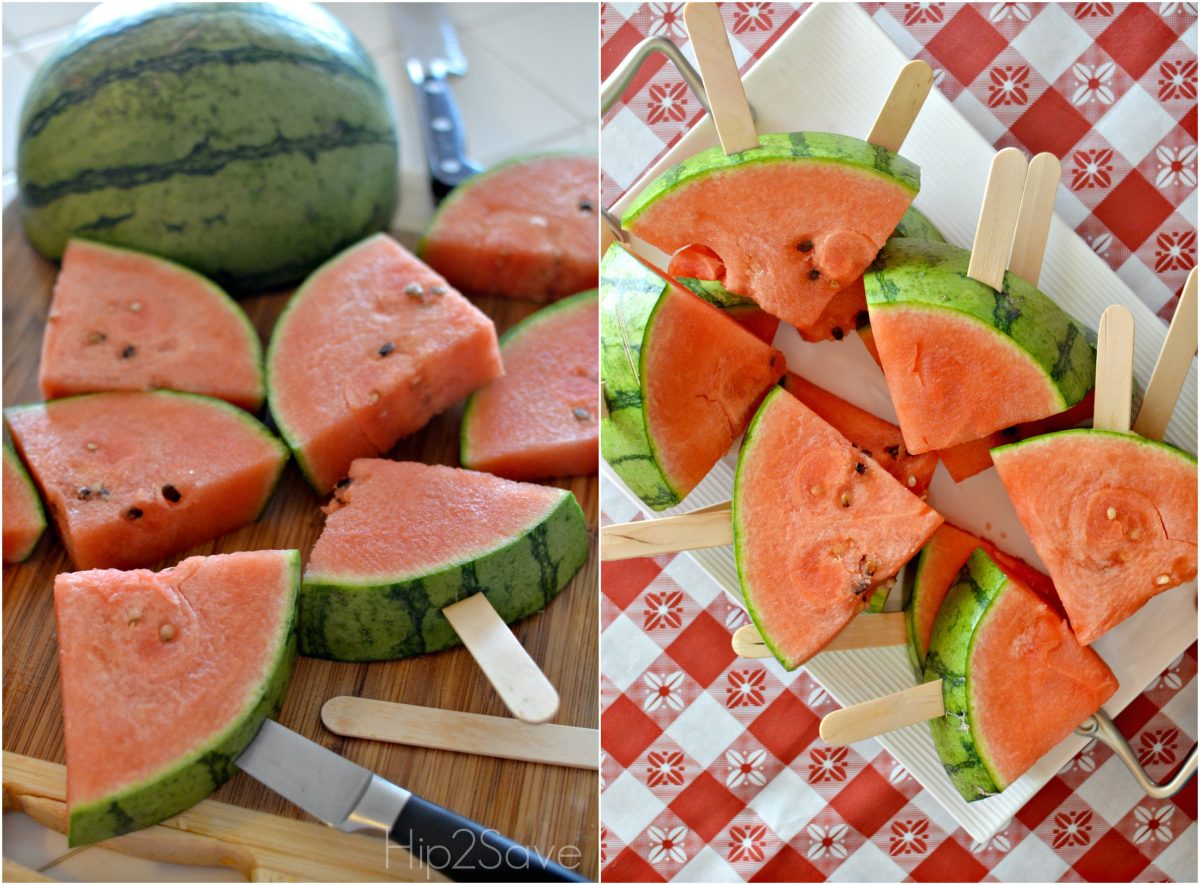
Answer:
[{"left": 17, "top": 2, "right": 399, "bottom": 292}]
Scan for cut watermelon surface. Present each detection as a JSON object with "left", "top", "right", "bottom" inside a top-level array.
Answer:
[
  {"left": 600, "top": 244, "right": 785, "bottom": 510},
  {"left": 905, "top": 522, "right": 1058, "bottom": 675},
  {"left": 267, "top": 233, "right": 502, "bottom": 492},
  {"left": 55, "top": 549, "right": 299, "bottom": 845},
  {"left": 782, "top": 372, "right": 938, "bottom": 497},
  {"left": 419, "top": 153, "right": 598, "bottom": 302},
  {"left": 925, "top": 549, "right": 1117, "bottom": 801},
  {"left": 461, "top": 290, "right": 598, "bottom": 481},
  {"left": 300, "top": 459, "right": 588, "bottom": 661},
  {"left": 733, "top": 387, "right": 943, "bottom": 669},
  {"left": 623, "top": 132, "right": 919, "bottom": 330},
  {"left": 865, "top": 239, "right": 1096, "bottom": 453},
  {"left": 5, "top": 391, "right": 286, "bottom": 569},
  {"left": 39, "top": 240, "right": 264, "bottom": 410},
  {"left": 3, "top": 445, "right": 45, "bottom": 563},
  {"left": 993, "top": 429, "right": 1198, "bottom": 645}
]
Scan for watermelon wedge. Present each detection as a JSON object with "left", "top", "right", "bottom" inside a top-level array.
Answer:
[
  {"left": 781, "top": 372, "right": 938, "bottom": 497},
  {"left": 39, "top": 240, "right": 264, "bottom": 411},
  {"left": 419, "top": 153, "right": 598, "bottom": 302},
  {"left": 3, "top": 445, "right": 46, "bottom": 563},
  {"left": 993, "top": 429, "right": 1198, "bottom": 645},
  {"left": 600, "top": 244, "right": 785, "bottom": 510},
  {"left": 623, "top": 132, "right": 919, "bottom": 330},
  {"left": 905, "top": 522, "right": 1058, "bottom": 675},
  {"left": 461, "top": 290, "right": 598, "bottom": 481},
  {"left": 267, "top": 233, "right": 503, "bottom": 492},
  {"left": 56, "top": 549, "right": 299, "bottom": 845},
  {"left": 925, "top": 549, "right": 1117, "bottom": 801},
  {"left": 733, "top": 387, "right": 943, "bottom": 669},
  {"left": 5, "top": 391, "right": 286, "bottom": 569},
  {"left": 864, "top": 239, "right": 1096, "bottom": 453},
  {"left": 300, "top": 459, "right": 588, "bottom": 661}
]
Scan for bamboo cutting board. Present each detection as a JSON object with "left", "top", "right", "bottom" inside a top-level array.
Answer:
[{"left": 1, "top": 203, "right": 599, "bottom": 880}]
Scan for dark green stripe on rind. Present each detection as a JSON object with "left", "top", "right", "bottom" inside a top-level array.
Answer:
[
  {"left": 891, "top": 206, "right": 946, "bottom": 244},
  {"left": 461, "top": 288, "right": 598, "bottom": 470},
  {"left": 3, "top": 444, "right": 46, "bottom": 562},
  {"left": 297, "top": 492, "right": 588, "bottom": 661},
  {"left": 922, "top": 548, "right": 1009, "bottom": 802},
  {"left": 621, "top": 132, "right": 920, "bottom": 229},
  {"left": 68, "top": 549, "right": 301, "bottom": 846},
  {"left": 865, "top": 239, "right": 1096, "bottom": 410},
  {"left": 599, "top": 245, "right": 680, "bottom": 510}
]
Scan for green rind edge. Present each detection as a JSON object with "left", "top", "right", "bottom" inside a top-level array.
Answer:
[
  {"left": 598, "top": 245, "right": 681, "bottom": 510},
  {"left": 67, "top": 549, "right": 301, "bottom": 846},
  {"left": 297, "top": 490, "right": 588, "bottom": 661},
  {"left": 922, "top": 548, "right": 1008, "bottom": 802},
  {"left": 865, "top": 238, "right": 1097, "bottom": 409},
  {"left": 460, "top": 288, "right": 598, "bottom": 470},
  {"left": 991, "top": 427, "right": 1199, "bottom": 464},
  {"left": 621, "top": 132, "right": 920, "bottom": 229},
  {"left": 3, "top": 443, "right": 47, "bottom": 562}
]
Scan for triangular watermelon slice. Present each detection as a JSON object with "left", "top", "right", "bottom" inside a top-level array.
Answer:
[
  {"left": 39, "top": 240, "right": 264, "bottom": 411},
  {"left": 864, "top": 239, "right": 1096, "bottom": 453},
  {"left": 733, "top": 387, "right": 943, "bottom": 669},
  {"left": 56, "top": 549, "right": 299, "bottom": 845},
  {"left": 600, "top": 244, "right": 785, "bottom": 511},
  {"left": 3, "top": 444, "right": 45, "bottom": 563},
  {"left": 623, "top": 132, "right": 919, "bottom": 331},
  {"left": 925, "top": 549, "right": 1117, "bottom": 801},
  {"left": 5, "top": 391, "right": 286, "bottom": 569},
  {"left": 992, "top": 429, "right": 1197, "bottom": 645}
]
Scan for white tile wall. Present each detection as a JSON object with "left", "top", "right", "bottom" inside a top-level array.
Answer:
[{"left": 1, "top": 2, "right": 599, "bottom": 230}]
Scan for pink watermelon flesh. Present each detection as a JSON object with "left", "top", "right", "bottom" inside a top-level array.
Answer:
[
  {"left": 40, "top": 240, "right": 263, "bottom": 411},
  {"left": 268, "top": 234, "right": 502, "bottom": 492},
  {"left": 420, "top": 154, "right": 598, "bottom": 302},
  {"left": 55, "top": 550, "right": 297, "bottom": 844},
  {"left": 969, "top": 576, "right": 1118, "bottom": 788},
  {"left": 5, "top": 391, "right": 286, "bottom": 570},
  {"left": 734, "top": 388, "right": 944, "bottom": 669},
  {"left": 992, "top": 429, "right": 1198, "bottom": 645},
  {"left": 3, "top": 447, "right": 45, "bottom": 563},
  {"left": 870, "top": 306, "right": 1069, "bottom": 453},
  {"left": 461, "top": 290, "right": 598, "bottom": 481}
]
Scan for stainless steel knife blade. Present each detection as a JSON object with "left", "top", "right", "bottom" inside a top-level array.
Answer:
[{"left": 395, "top": 3, "right": 467, "bottom": 83}]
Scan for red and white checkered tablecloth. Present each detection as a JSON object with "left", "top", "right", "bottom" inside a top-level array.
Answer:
[{"left": 599, "top": 3, "right": 1198, "bottom": 882}]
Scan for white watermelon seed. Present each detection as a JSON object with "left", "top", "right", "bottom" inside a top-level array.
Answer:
[
  {"left": 1156, "top": 574, "right": 1171, "bottom": 585},
  {"left": 159, "top": 623, "right": 176, "bottom": 641},
  {"left": 1106, "top": 507, "right": 1117, "bottom": 520}
]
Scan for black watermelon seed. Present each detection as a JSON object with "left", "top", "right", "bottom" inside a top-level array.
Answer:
[
  {"left": 797, "top": 240, "right": 814, "bottom": 252},
  {"left": 336, "top": 477, "right": 353, "bottom": 489},
  {"left": 76, "top": 487, "right": 92, "bottom": 500},
  {"left": 121, "top": 345, "right": 136, "bottom": 359},
  {"left": 378, "top": 342, "right": 395, "bottom": 357},
  {"left": 831, "top": 326, "right": 844, "bottom": 340},
  {"left": 856, "top": 310, "right": 870, "bottom": 329},
  {"left": 808, "top": 268, "right": 821, "bottom": 281},
  {"left": 125, "top": 507, "right": 143, "bottom": 520},
  {"left": 860, "top": 449, "right": 872, "bottom": 459},
  {"left": 573, "top": 407, "right": 592, "bottom": 421},
  {"left": 97, "top": 486, "right": 111, "bottom": 499},
  {"left": 579, "top": 199, "right": 594, "bottom": 213},
  {"left": 161, "top": 484, "right": 181, "bottom": 503},
  {"left": 884, "top": 445, "right": 901, "bottom": 458},
  {"left": 855, "top": 462, "right": 867, "bottom": 474}
]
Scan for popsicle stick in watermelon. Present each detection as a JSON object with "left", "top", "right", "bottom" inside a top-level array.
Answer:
[
  {"left": 731, "top": 612, "right": 906, "bottom": 659},
  {"left": 993, "top": 294, "right": 1198, "bottom": 645},
  {"left": 683, "top": 2, "right": 758, "bottom": 155},
  {"left": 1132, "top": 267, "right": 1198, "bottom": 440},
  {"left": 866, "top": 150, "right": 1098, "bottom": 455}
]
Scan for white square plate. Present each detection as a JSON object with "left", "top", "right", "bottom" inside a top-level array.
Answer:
[{"left": 604, "top": 1, "right": 1198, "bottom": 842}]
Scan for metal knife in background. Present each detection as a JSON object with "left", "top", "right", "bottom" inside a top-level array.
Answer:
[
  {"left": 394, "top": 3, "right": 482, "bottom": 202},
  {"left": 237, "top": 719, "right": 588, "bottom": 882}
]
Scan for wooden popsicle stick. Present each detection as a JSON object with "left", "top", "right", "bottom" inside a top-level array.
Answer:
[
  {"left": 732, "top": 611, "right": 907, "bottom": 658},
  {"left": 1007, "top": 152, "right": 1061, "bottom": 285},
  {"left": 600, "top": 506, "right": 732, "bottom": 561},
  {"left": 967, "top": 148, "right": 1029, "bottom": 290},
  {"left": 1093, "top": 304, "right": 1136, "bottom": 433},
  {"left": 1132, "top": 268, "right": 1197, "bottom": 441},
  {"left": 442, "top": 594, "right": 559, "bottom": 724},
  {"left": 684, "top": 3, "right": 758, "bottom": 155},
  {"left": 866, "top": 60, "right": 933, "bottom": 152},
  {"left": 321, "top": 698, "right": 599, "bottom": 770},
  {"left": 819, "top": 679, "right": 945, "bottom": 746}
]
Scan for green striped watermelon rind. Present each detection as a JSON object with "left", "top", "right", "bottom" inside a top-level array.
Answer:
[
  {"left": 3, "top": 444, "right": 46, "bottom": 563},
  {"left": 416, "top": 150, "right": 599, "bottom": 259},
  {"left": 864, "top": 238, "right": 1097, "bottom": 412},
  {"left": 922, "top": 548, "right": 1009, "bottom": 802},
  {"left": 18, "top": 2, "right": 398, "bottom": 292},
  {"left": 991, "top": 427, "right": 1199, "bottom": 466},
  {"left": 68, "top": 549, "right": 301, "bottom": 847},
  {"left": 63, "top": 238, "right": 267, "bottom": 410},
  {"left": 621, "top": 132, "right": 920, "bottom": 230},
  {"left": 599, "top": 245, "right": 683, "bottom": 511},
  {"left": 904, "top": 536, "right": 941, "bottom": 678},
  {"left": 460, "top": 288, "right": 598, "bottom": 471},
  {"left": 298, "top": 490, "right": 588, "bottom": 661}
]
